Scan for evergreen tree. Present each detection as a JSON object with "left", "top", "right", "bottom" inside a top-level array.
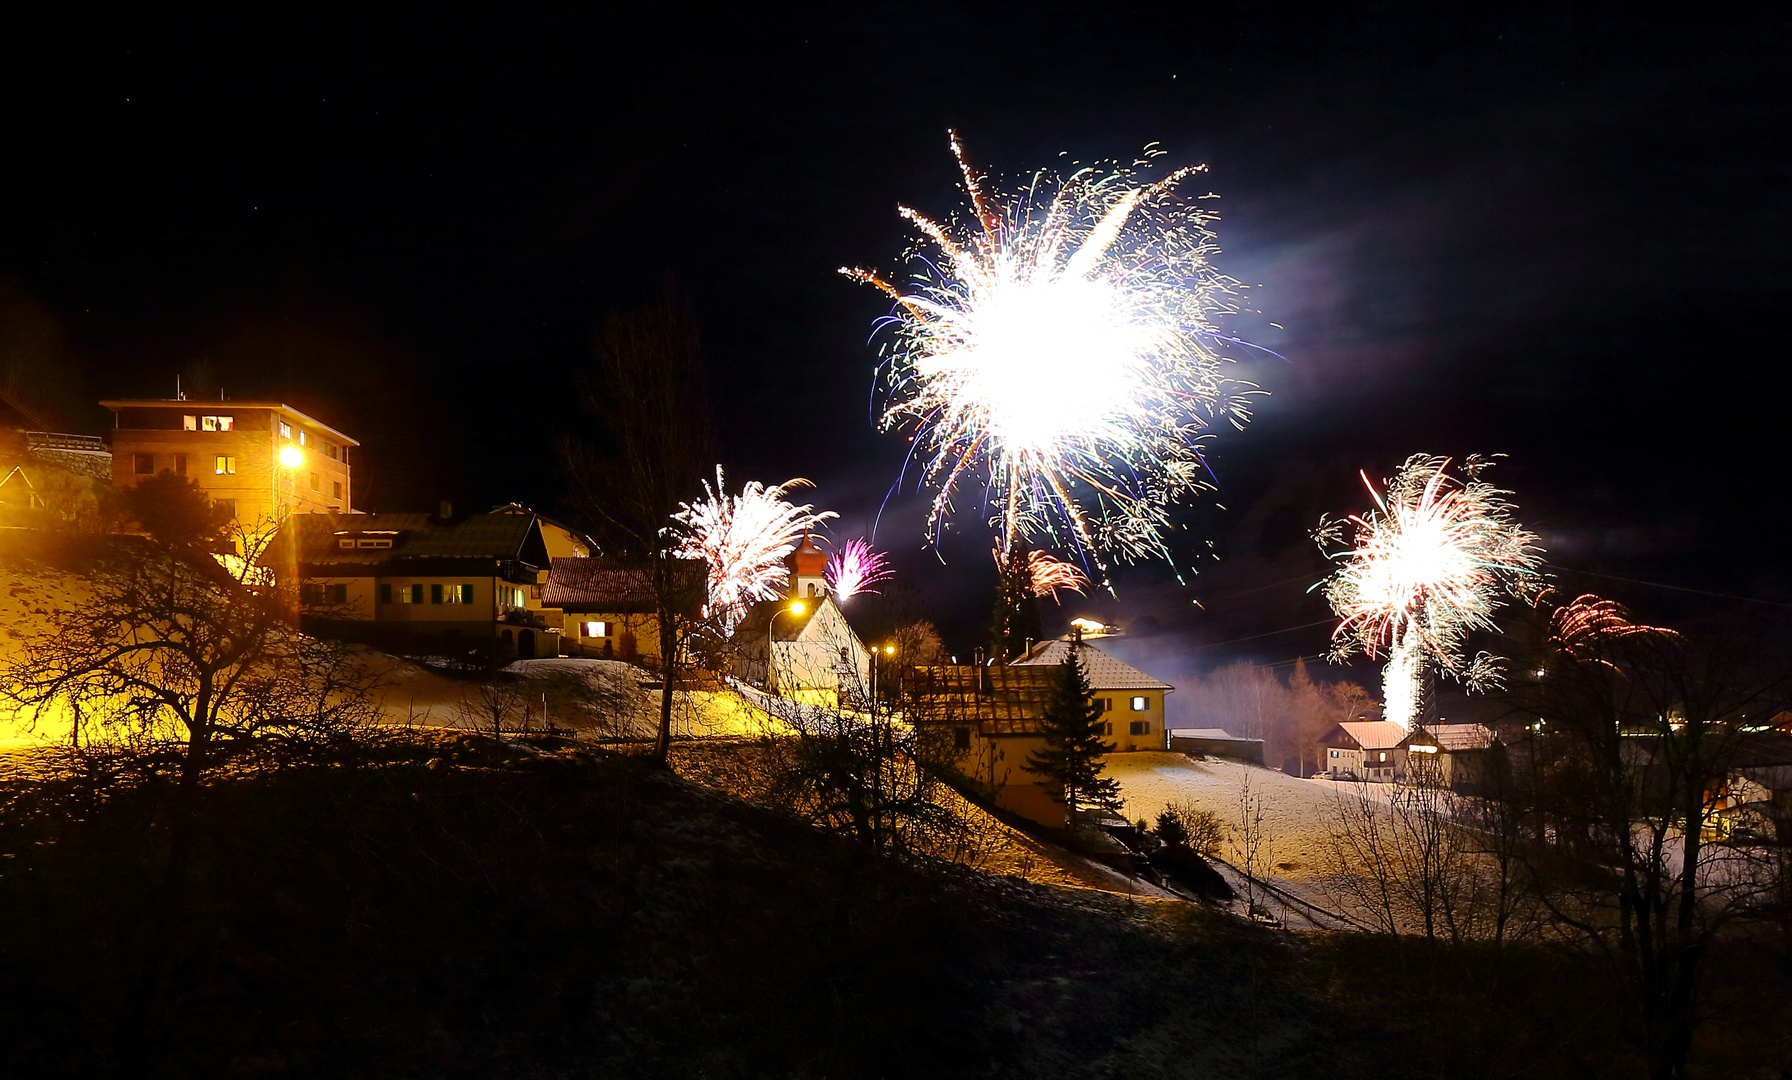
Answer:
[
  {"left": 989, "top": 540, "right": 1041, "bottom": 662},
  {"left": 1025, "top": 649, "right": 1119, "bottom": 823}
]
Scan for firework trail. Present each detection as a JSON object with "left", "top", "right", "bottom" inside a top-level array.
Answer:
[
  {"left": 1545, "top": 591, "right": 1677, "bottom": 671},
  {"left": 671, "top": 466, "right": 837, "bottom": 625},
  {"left": 843, "top": 132, "right": 1258, "bottom": 580},
  {"left": 1314, "top": 454, "right": 1543, "bottom": 730},
  {"left": 993, "top": 546, "right": 1090, "bottom": 602},
  {"left": 826, "top": 538, "right": 893, "bottom": 601}
]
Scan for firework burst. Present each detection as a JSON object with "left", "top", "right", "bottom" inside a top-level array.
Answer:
[
  {"left": 1314, "top": 454, "right": 1543, "bottom": 730},
  {"left": 671, "top": 467, "right": 837, "bottom": 625},
  {"left": 826, "top": 538, "right": 893, "bottom": 601},
  {"left": 993, "top": 545, "right": 1090, "bottom": 602},
  {"left": 843, "top": 132, "right": 1257, "bottom": 579}
]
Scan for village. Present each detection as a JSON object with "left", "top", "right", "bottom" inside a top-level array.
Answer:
[{"left": 8, "top": 388, "right": 1789, "bottom": 941}]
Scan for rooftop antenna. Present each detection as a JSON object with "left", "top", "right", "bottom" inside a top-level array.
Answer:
[{"left": 175, "top": 374, "right": 184, "bottom": 401}]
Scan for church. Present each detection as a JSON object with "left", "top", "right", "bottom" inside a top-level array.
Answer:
[{"left": 730, "top": 534, "right": 874, "bottom": 707}]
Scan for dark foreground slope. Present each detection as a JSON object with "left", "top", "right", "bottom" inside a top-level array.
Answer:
[{"left": 0, "top": 735, "right": 1717, "bottom": 1078}]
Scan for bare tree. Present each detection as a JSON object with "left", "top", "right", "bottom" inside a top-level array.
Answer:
[
  {"left": 1509, "top": 595, "right": 1783, "bottom": 1080},
  {"left": 1231, "top": 774, "right": 1275, "bottom": 918},
  {"left": 559, "top": 286, "right": 716, "bottom": 764}
]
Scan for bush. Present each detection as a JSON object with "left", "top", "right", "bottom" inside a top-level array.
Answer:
[{"left": 1155, "top": 801, "right": 1225, "bottom": 858}]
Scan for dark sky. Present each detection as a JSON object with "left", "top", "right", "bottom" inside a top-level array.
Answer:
[{"left": 5, "top": 4, "right": 1790, "bottom": 669}]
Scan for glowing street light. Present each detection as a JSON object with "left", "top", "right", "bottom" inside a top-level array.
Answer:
[{"left": 279, "top": 445, "right": 304, "bottom": 468}]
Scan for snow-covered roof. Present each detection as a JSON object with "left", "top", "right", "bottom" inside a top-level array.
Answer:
[
  {"left": 1416, "top": 723, "right": 1498, "bottom": 752},
  {"left": 1326, "top": 720, "right": 1412, "bottom": 751},
  {"left": 1012, "top": 639, "right": 1173, "bottom": 691},
  {"left": 1169, "top": 728, "right": 1263, "bottom": 744}
]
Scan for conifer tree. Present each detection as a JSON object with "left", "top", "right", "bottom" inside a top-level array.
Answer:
[
  {"left": 989, "top": 540, "right": 1041, "bottom": 662},
  {"left": 1026, "top": 648, "right": 1119, "bottom": 824}
]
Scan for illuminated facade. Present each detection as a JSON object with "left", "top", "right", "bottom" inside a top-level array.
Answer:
[{"left": 101, "top": 398, "right": 356, "bottom": 527}]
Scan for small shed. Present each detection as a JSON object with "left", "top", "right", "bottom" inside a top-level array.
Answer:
[
  {"left": 1168, "top": 728, "right": 1266, "bottom": 766},
  {"left": 1407, "top": 722, "right": 1499, "bottom": 791}
]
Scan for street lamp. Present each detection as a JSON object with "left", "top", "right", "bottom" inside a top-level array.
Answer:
[{"left": 768, "top": 600, "right": 805, "bottom": 692}]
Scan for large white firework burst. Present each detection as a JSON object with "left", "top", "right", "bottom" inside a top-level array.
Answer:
[
  {"left": 842, "top": 132, "right": 1257, "bottom": 579},
  {"left": 671, "top": 467, "right": 837, "bottom": 625},
  {"left": 1314, "top": 454, "right": 1543, "bottom": 730}
]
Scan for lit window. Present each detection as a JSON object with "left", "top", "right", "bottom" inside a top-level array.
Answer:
[
  {"left": 182, "top": 415, "right": 197, "bottom": 430},
  {"left": 214, "top": 455, "right": 236, "bottom": 475},
  {"left": 201, "top": 415, "right": 233, "bottom": 432},
  {"left": 280, "top": 422, "right": 292, "bottom": 439},
  {"left": 1330, "top": 749, "right": 1339, "bottom": 758},
  {"left": 298, "top": 430, "right": 307, "bottom": 446},
  {"left": 585, "top": 621, "right": 608, "bottom": 637},
  {"left": 338, "top": 538, "right": 356, "bottom": 550},
  {"left": 1131, "top": 696, "right": 1148, "bottom": 711}
]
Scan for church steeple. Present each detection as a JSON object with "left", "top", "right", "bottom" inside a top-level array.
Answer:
[{"left": 788, "top": 531, "right": 828, "bottom": 600}]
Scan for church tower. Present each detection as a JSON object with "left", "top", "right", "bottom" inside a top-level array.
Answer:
[{"left": 787, "top": 532, "right": 829, "bottom": 601}]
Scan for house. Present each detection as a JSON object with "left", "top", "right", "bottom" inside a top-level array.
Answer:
[
  {"left": 1319, "top": 720, "right": 1413, "bottom": 783},
  {"left": 288, "top": 507, "right": 560, "bottom": 658},
  {"left": 542, "top": 556, "right": 705, "bottom": 666},
  {"left": 102, "top": 397, "right": 357, "bottom": 527},
  {"left": 905, "top": 663, "right": 1065, "bottom": 825},
  {"left": 1011, "top": 637, "right": 1174, "bottom": 752},
  {"left": 1406, "top": 722, "right": 1500, "bottom": 791}
]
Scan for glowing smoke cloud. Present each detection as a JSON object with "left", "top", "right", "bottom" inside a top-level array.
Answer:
[
  {"left": 671, "top": 467, "right": 837, "bottom": 626},
  {"left": 843, "top": 132, "right": 1257, "bottom": 579},
  {"left": 1314, "top": 454, "right": 1543, "bottom": 730},
  {"left": 826, "top": 538, "right": 893, "bottom": 601}
]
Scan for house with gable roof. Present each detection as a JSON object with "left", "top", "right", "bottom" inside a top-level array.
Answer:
[
  {"left": 1319, "top": 720, "right": 1414, "bottom": 783},
  {"left": 1011, "top": 637, "right": 1175, "bottom": 753},
  {"left": 542, "top": 555, "right": 706, "bottom": 666}
]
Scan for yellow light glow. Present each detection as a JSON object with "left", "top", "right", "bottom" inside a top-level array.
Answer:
[
  {"left": 1411, "top": 743, "right": 1438, "bottom": 753},
  {"left": 279, "top": 445, "right": 304, "bottom": 468},
  {"left": 789, "top": 602, "right": 806, "bottom": 616},
  {"left": 884, "top": 645, "right": 896, "bottom": 654}
]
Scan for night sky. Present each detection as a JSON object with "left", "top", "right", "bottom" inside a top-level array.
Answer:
[{"left": 5, "top": 4, "right": 1790, "bottom": 679}]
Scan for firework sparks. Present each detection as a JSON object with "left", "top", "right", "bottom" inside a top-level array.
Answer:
[
  {"left": 1314, "top": 454, "right": 1543, "bottom": 730},
  {"left": 1546, "top": 591, "right": 1677, "bottom": 671},
  {"left": 826, "top": 538, "right": 893, "bottom": 601},
  {"left": 671, "top": 466, "right": 837, "bottom": 625},
  {"left": 842, "top": 132, "right": 1257, "bottom": 578},
  {"left": 994, "top": 546, "right": 1090, "bottom": 602}
]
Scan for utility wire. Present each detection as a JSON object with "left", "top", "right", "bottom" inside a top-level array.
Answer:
[
  {"left": 1543, "top": 562, "right": 1792, "bottom": 610},
  {"left": 1188, "top": 618, "right": 1337, "bottom": 651}
]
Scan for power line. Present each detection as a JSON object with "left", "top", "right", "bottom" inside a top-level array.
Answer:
[
  {"left": 1188, "top": 618, "right": 1337, "bottom": 651},
  {"left": 1193, "top": 570, "right": 1325, "bottom": 607},
  {"left": 1543, "top": 563, "right": 1792, "bottom": 610}
]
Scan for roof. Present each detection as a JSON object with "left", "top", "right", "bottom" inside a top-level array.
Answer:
[
  {"left": 1169, "top": 728, "right": 1265, "bottom": 744},
  {"left": 734, "top": 594, "right": 834, "bottom": 641},
  {"left": 788, "top": 532, "right": 827, "bottom": 576},
  {"left": 543, "top": 556, "right": 705, "bottom": 615},
  {"left": 906, "top": 665, "right": 1058, "bottom": 734},
  {"left": 291, "top": 511, "right": 545, "bottom": 567},
  {"left": 1012, "top": 638, "right": 1173, "bottom": 691},
  {"left": 1416, "top": 723, "right": 1498, "bottom": 752},
  {"left": 100, "top": 399, "right": 360, "bottom": 445},
  {"left": 1324, "top": 720, "right": 1413, "bottom": 751}
]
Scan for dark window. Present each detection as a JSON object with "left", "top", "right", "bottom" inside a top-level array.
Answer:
[
  {"left": 459, "top": 584, "right": 475, "bottom": 603},
  {"left": 1104, "top": 722, "right": 1113, "bottom": 736},
  {"left": 333, "top": 480, "right": 342, "bottom": 499},
  {"left": 1130, "top": 720, "right": 1149, "bottom": 736},
  {"left": 378, "top": 584, "right": 392, "bottom": 604},
  {"left": 410, "top": 584, "right": 423, "bottom": 604},
  {"left": 301, "top": 583, "right": 324, "bottom": 604},
  {"left": 430, "top": 583, "right": 443, "bottom": 604},
  {"left": 133, "top": 453, "right": 154, "bottom": 474},
  {"left": 327, "top": 583, "right": 348, "bottom": 604},
  {"left": 309, "top": 472, "right": 319, "bottom": 491},
  {"left": 214, "top": 498, "right": 235, "bottom": 518},
  {"left": 954, "top": 727, "right": 971, "bottom": 750},
  {"left": 174, "top": 453, "right": 187, "bottom": 476}
]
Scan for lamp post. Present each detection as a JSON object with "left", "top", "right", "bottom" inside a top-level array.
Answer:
[{"left": 768, "top": 600, "right": 805, "bottom": 693}]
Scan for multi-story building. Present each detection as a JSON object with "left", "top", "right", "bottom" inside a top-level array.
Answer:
[{"left": 101, "top": 398, "right": 357, "bottom": 526}]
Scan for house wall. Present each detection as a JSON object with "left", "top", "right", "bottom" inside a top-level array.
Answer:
[
  {"left": 946, "top": 731, "right": 1064, "bottom": 827},
  {"left": 109, "top": 405, "right": 351, "bottom": 526},
  {"left": 1091, "top": 688, "right": 1166, "bottom": 752},
  {"left": 562, "top": 611, "right": 662, "bottom": 662},
  {"left": 1324, "top": 745, "right": 1365, "bottom": 776}
]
